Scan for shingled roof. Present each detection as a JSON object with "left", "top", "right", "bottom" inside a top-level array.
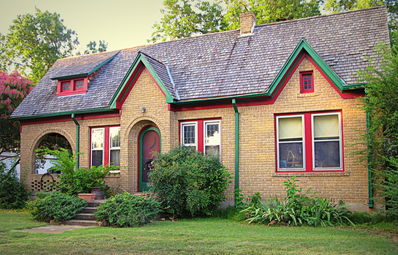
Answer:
[{"left": 12, "top": 6, "right": 389, "bottom": 119}]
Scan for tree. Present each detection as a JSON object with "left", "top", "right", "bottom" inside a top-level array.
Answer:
[
  {"left": 84, "top": 40, "right": 108, "bottom": 54},
  {"left": 150, "top": 0, "right": 321, "bottom": 42},
  {"left": 223, "top": 0, "right": 321, "bottom": 29},
  {"left": 359, "top": 45, "right": 398, "bottom": 216},
  {"left": 0, "top": 9, "right": 79, "bottom": 84},
  {"left": 149, "top": 0, "right": 227, "bottom": 42},
  {"left": 0, "top": 71, "right": 33, "bottom": 153}
]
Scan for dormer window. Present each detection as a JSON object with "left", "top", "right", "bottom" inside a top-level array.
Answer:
[
  {"left": 300, "top": 71, "right": 314, "bottom": 93},
  {"left": 57, "top": 78, "right": 88, "bottom": 96}
]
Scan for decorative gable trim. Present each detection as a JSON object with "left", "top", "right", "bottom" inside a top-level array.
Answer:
[{"left": 109, "top": 52, "right": 175, "bottom": 109}]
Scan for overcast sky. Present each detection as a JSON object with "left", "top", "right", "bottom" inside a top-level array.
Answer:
[{"left": 0, "top": 0, "right": 165, "bottom": 51}]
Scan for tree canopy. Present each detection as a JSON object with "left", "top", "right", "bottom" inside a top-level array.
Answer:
[
  {"left": 0, "top": 71, "right": 33, "bottom": 153},
  {"left": 0, "top": 8, "right": 108, "bottom": 84}
]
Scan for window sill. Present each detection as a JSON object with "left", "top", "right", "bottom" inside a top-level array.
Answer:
[
  {"left": 106, "top": 171, "right": 121, "bottom": 177},
  {"left": 273, "top": 171, "right": 349, "bottom": 177}
]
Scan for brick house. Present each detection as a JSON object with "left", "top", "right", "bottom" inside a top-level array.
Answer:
[{"left": 11, "top": 7, "right": 389, "bottom": 211}]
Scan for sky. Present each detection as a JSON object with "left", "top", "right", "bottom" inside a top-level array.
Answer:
[{"left": 0, "top": 0, "right": 165, "bottom": 51}]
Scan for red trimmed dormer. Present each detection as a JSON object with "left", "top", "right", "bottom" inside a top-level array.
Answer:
[{"left": 56, "top": 77, "right": 89, "bottom": 96}]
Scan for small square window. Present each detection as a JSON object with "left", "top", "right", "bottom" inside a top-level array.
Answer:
[
  {"left": 75, "top": 79, "right": 85, "bottom": 89},
  {"left": 61, "top": 81, "right": 71, "bottom": 91},
  {"left": 300, "top": 71, "right": 314, "bottom": 93}
]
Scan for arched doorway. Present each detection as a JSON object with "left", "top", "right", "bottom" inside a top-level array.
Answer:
[
  {"left": 138, "top": 126, "right": 161, "bottom": 191},
  {"left": 34, "top": 133, "right": 72, "bottom": 174}
]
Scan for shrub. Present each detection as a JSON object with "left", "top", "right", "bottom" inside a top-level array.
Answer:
[
  {"left": 28, "top": 192, "right": 87, "bottom": 222},
  {"left": 149, "top": 147, "right": 231, "bottom": 218},
  {"left": 36, "top": 148, "right": 116, "bottom": 195},
  {"left": 0, "top": 162, "right": 28, "bottom": 209},
  {"left": 94, "top": 193, "right": 160, "bottom": 227},
  {"left": 240, "top": 177, "right": 353, "bottom": 226}
]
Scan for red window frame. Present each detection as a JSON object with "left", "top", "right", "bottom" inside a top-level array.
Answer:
[
  {"left": 300, "top": 71, "right": 314, "bottom": 93},
  {"left": 90, "top": 125, "right": 120, "bottom": 168},
  {"left": 57, "top": 77, "right": 89, "bottom": 96},
  {"left": 275, "top": 110, "right": 344, "bottom": 173},
  {"left": 179, "top": 118, "right": 221, "bottom": 158}
]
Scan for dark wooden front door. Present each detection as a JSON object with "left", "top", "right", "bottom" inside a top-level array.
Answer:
[{"left": 139, "top": 127, "right": 160, "bottom": 191}]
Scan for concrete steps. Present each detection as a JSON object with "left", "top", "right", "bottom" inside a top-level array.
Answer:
[{"left": 63, "top": 200, "right": 106, "bottom": 226}]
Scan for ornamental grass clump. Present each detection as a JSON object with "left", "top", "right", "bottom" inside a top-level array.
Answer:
[
  {"left": 240, "top": 177, "right": 354, "bottom": 227},
  {"left": 95, "top": 193, "right": 160, "bottom": 227},
  {"left": 149, "top": 146, "right": 231, "bottom": 218}
]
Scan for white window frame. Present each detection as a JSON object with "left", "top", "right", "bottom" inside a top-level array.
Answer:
[
  {"left": 109, "top": 126, "right": 121, "bottom": 169},
  {"left": 276, "top": 114, "right": 306, "bottom": 171},
  {"left": 91, "top": 127, "right": 105, "bottom": 167},
  {"left": 311, "top": 112, "right": 343, "bottom": 171},
  {"left": 204, "top": 120, "right": 222, "bottom": 160},
  {"left": 180, "top": 122, "right": 198, "bottom": 150}
]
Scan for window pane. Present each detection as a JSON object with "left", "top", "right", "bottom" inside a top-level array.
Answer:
[
  {"left": 314, "top": 141, "right": 340, "bottom": 168},
  {"left": 205, "top": 145, "right": 220, "bottom": 158},
  {"left": 279, "top": 143, "right": 304, "bottom": 168},
  {"left": 278, "top": 117, "right": 302, "bottom": 140},
  {"left": 314, "top": 114, "right": 339, "bottom": 139},
  {"left": 110, "top": 150, "right": 120, "bottom": 166},
  {"left": 110, "top": 127, "right": 120, "bottom": 148},
  {"left": 92, "top": 150, "right": 103, "bottom": 167},
  {"left": 183, "top": 124, "right": 196, "bottom": 145},
  {"left": 91, "top": 128, "right": 104, "bottom": 149},
  {"left": 75, "top": 79, "right": 84, "bottom": 89},
  {"left": 61, "top": 81, "right": 70, "bottom": 91},
  {"left": 205, "top": 123, "right": 220, "bottom": 145}
]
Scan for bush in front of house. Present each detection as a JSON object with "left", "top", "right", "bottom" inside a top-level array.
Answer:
[
  {"left": 36, "top": 148, "right": 116, "bottom": 195},
  {"left": 27, "top": 192, "right": 87, "bottom": 222},
  {"left": 149, "top": 146, "right": 231, "bottom": 218},
  {"left": 240, "top": 177, "right": 353, "bottom": 227},
  {"left": 0, "top": 162, "right": 28, "bottom": 209},
  {"left": 94, "top": 193, "right": 160, "bottom": 227}
]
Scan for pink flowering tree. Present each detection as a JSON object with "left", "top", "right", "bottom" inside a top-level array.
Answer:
[{"left": 0, "top": 71, "right": 33, "bottom": 153}]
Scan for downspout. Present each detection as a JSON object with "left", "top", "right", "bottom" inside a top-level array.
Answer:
[
  {"left": 366, "top": 110, "right": 374, "bottom": 208},
  {"left": 71, "top": 114, "right": 80, "bottom": 169},
  {"left": 232, "top": 99, "right": 240, "bottom": 205}
]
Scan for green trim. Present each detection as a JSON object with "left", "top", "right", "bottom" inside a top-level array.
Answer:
[
  {"left": 71, "top": 114, "right": 80, "bottom": 169},
  {"left": 366, "top": 108, "right": 374, "bottom": 208},
  {"left": 51, "top": 53, "right": 119, "bottom": 80},
  {"left": 139, "top": 126, "right": 161, "bottom": 191},
  {"left": 109, "top": 53, "right": 174, "bottom": 109},
  {"left": 172, "top": 39, "right": 365, "bottom": 105},
  {"left": 232, "top": 99, "right": 240, "bottom": 205},
  {"left": 11, "top": 108, "right": 116, "bottom": 120}
]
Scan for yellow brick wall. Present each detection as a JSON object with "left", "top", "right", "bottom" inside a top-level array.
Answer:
[{"left": 19, "top": 58, "right": 370, "bottom": 211}]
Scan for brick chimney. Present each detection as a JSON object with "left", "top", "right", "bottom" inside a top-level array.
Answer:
[{"left": 240, "top": 12, "right": 256, "bottom": 36}]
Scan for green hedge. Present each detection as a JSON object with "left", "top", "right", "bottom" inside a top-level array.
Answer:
[
  {"left": 28, "top": 192, "right": 87, "bottom": 222},
  {"left": 0, "top": 163, "right": 28, "bottom": 209},
  {"left": 95, "top": 193, "right": 160, "bottom": 227}
]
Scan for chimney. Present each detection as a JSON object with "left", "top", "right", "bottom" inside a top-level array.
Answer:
[{"left": 240, "top": 12, "right": 256, "bottom": 36}]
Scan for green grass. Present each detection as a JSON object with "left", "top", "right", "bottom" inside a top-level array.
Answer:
[
  {"left": 0, "top": 212, "right": 397, "bottom": 255},
  {"left": 0, "top": 209, "right": 46, "bottom": 232}
]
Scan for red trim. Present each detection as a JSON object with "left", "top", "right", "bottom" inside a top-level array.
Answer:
[
  {"left": 300, "top": 71, "right": 314, "bottom": 93},
  {"left": 20, "top": 112, "right": 120, "bottom": 127},
  {"left": 275, "top": 110, "right": 344, "bottom": 173},
  {"left": 178, "top": 118, "right": 222, "bottom": 154},
  {"left": 57, "top": 77, "right": 89, "bottom": 96},
  {"left": 89, "top": 125, "right": 120, "bottom": 168}
]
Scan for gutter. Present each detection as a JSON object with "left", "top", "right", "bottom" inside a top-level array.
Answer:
[
  {"left": 232, "top": 99, "right": 240, "bottom": 205},
  {"left": 71, "top": 114, "right": 80, "bottom": 169}
]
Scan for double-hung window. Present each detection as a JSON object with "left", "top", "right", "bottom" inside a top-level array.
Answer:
[
  {"left": 91, "top": 126, "right": 121, "bottom": 168},
  {"left": 276, "top": 111, "right": 343, "bottom": 172},
  {"left": 180, "top": 119, "right": 221, "bottom": 159}
]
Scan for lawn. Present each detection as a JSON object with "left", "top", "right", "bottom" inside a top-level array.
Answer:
[
  {"left": 0, "top": 209, "right": 46, "bottom": 232},
  {"left": 0, "top": 210, "right": 397, "bottom": 255}
]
